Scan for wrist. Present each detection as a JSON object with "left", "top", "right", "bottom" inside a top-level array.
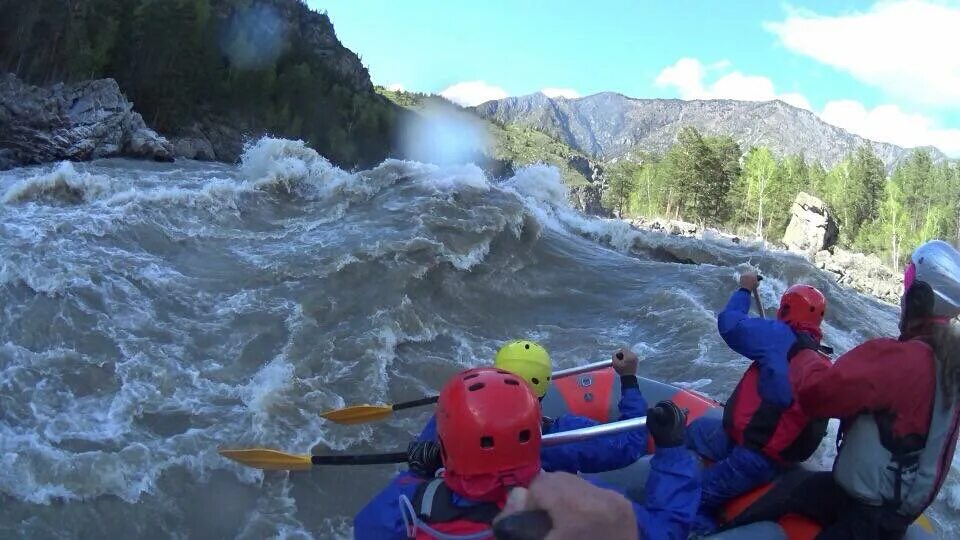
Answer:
[{"left": 654, "top": 441, "right": 685, "bottom": 453}]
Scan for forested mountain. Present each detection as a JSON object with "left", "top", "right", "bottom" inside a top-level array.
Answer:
[
  {"left": 475, "top": 92, "right": 946, "bottom": 172},
  {"left": 0, "top": 0, "right": 401, "bottom": 167}
]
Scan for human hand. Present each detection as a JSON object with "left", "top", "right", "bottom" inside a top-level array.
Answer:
[
  {"left": 647, "top": 400, "right": 687, "bottom": 448},
  {"left": 493, "top": 472, "right": 639, "bottom": 540},
  {"left": 406, "top": 440, "right": 442, "bottom": 478},
  {"left": 739, "top": 272, "right": 761, "bottom": 291},
  {"left": 612, "top": 348, "right": 639, "bottom": 377}
]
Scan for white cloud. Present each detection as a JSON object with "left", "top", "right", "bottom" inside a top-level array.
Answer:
[
  {"left": 541, "top": 87, "right": 581, "bottom": 99},
  {"left": 439, "top": 81, "right": 508, "bottom": 107},
  {"left": 655, "top": 57, "right": 811, "bottom": 110},
  {"left": 654, "top": 58, "right": 707, "bottom": 98},
  {"left": 386, "top": 83, "right": 405, "bottom": 92},
  {"left": 821, "top": 100, "right": 960, "bottom": 156},
  {"left": 766, "top": 1, "right": 960, "bottom": 107}
]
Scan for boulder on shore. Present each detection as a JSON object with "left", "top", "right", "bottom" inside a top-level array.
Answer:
[
  {"left": 782, "top": 192, "right": 839, "bottom": 255},
  {"left": 0, "top": 73, "right": 173, "bottom": 170},
  {"left": 627, "top": 217, "right": 700, "bottom": 237}
]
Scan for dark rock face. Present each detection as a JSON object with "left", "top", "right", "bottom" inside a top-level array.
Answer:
[
  {"left": 0, "top": 74, "right": 173, "bottom": 169},
  {"left": 566, "top": 155, "right": 609, "bottom": 216},
  {"left": 569, "top": 183, "right": 609, "bottom": 217},
  {"left": 567, "top": 155, "right": 604, "bottom": 184},
  {"left": 475, "top": 92, "right": 947, "bottom": 171},
  {"left": 243, "top": 0, "right": 373, "bottom": 91},
  {"left": 168, "top": 121, "right": 246, "bottom": 163}
]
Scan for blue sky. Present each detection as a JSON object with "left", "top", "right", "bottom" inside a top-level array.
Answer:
[{"left": 311, "top": 1, "right": 960, "bottom": 155}]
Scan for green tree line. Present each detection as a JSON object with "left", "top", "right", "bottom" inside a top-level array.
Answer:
[
  {"left": 0, "top": 0, "right": 397, "bottom": 167},
  {"left": 602, "top": 126, "right": 960, "bottom": 269}
]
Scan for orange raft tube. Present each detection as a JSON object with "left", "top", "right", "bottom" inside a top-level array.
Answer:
[{"left": 540, "top": 366, "right": 937, "bottom": 540}]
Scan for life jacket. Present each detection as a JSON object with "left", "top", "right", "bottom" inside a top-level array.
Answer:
[
  {"left": 722, "top": 332, "right": 831, "bottom": 463},
  {"left": 398, "top": 478, "right": 501, "bottom": 540},
  {"left": 833, "top": 340, "right": 960, "bottom": 518}
]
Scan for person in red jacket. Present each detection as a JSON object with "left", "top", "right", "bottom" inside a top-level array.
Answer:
[
  {"left": 733, "top": 240, "right": 960, "bottom": 539},
  {"left": 684, "top": 272, "right": 831, "bottom": 532}
]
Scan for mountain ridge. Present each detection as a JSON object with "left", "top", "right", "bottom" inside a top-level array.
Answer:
[{"left": 474, "top": 91, "right": 947, "bottom": 171}]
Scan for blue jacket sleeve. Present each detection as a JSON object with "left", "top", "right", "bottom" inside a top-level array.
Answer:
[
  {"left": 419, "top": 415, "right": 438, "bottom": 442},
  {"left": 717, "top": 289, "right": 796, "bottom": 407},
  {"left": 631, "top": 447, "right": 701, "bottom": 540},
  {"left": 353, "top": 472, "right": 421, "bottom": 540},
  {"left": 540, "top": 386, "right": 647, "bottom": 474}
]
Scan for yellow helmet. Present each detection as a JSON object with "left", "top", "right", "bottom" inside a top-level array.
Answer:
[{"left": 494, "top": 340, "right": 552, "bottom": 397}]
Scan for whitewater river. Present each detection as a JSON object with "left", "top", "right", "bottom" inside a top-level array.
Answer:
[{"left": 0, "top": 138, "right": 957, "bottom": 538}]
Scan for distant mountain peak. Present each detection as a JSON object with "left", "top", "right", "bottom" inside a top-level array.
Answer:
[{"left": 474, "top": 92, "right": 946, "bottom": 170}]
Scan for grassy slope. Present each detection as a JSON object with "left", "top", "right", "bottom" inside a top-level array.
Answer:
[{"left": 376, "top": 87, "right": 590, "bottom": 186}]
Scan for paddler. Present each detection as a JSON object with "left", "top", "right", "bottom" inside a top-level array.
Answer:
[
  {"left": 743, "top": 239, "right": 960, "bottom": 539},
  {"left": 352, "top": 366, "right": 700, "bottom": 539},
  {"left": 685, "top": 272, "right": 832, "bottom": 532},
  {"left": 411, "top": 340, "right": 649, "bottom": 476}
]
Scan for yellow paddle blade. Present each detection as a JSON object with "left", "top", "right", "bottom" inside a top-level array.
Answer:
[
  {"left": 914, "top": 513, "right": 934, "bottom": 534},
  {"left": 218, "top": 448, "right": 313, "bottom": 471},
  {"left": 320, "top": 404, "right": 394, "bottom": 425}
]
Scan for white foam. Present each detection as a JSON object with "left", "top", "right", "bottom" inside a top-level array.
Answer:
[
  {"left": 239, "top": 136, "right": 358, "bottom": 198},
  {"left": 415, "top": 163, "right": 490, "bottom": 192},
  {"left": 673, "top": 379, "right": 712, "bottom": 390},
  {"left": 243, "top": 359, "right": 296, "bottom": 426},
  {"left": 2, "top": 162, "right": 114, "bottom": 204},
  {"left": 503, "top": 164, "right": 570, "bottom": 208},
  {"left": 103, "top": 178, "right": 245, "bottom": 210}
]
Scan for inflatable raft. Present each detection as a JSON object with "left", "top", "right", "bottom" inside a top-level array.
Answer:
[{"left": 540, "top": 366, "right": 937, "bottom": 540}]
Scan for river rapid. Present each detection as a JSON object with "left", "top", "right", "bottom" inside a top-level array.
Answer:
[{"left": 1, "top": 138, "right": 957, "bottom": 538}]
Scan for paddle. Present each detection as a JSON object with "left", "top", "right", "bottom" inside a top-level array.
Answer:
[
  {"left": 219, "top": 415, "right": 648, "bottom": 471},
  {"left": 752, "top": 274, "right": 765, "bottom": 319},
  {"left": 321, "top": 359, "right": 614, "bottom": 425},
  {"left": 753, "top": 288, "right": 765, "bottom": 319}
]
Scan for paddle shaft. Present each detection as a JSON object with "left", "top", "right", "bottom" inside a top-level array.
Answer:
[
  {"left": 392, "top": 395, "right": 438, "bottom": 411},
  {"left": 752, "top": 289, "right": 765, "bottom": 319},
  {"left": 387, "top": 360, "right": 614, "bottom": 412},
  {"left": 542, "top": 415, "right": 646, "bottom": 447},
  {"left": 312, "top": 452, "right": 408, "bottom": 465},
  {"left": 553, "top": 359, "right": 613, "bottom": 379},
  {"left": 307, "top": 415, "right": 648, "bottom": 466}
]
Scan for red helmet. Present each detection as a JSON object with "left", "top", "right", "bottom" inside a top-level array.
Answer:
[
  {"left": 777, "top": 284, "right": 826, "bottom": 335},
  {"left": 437, "top": 367, "right": 542, "bottom": 501}
]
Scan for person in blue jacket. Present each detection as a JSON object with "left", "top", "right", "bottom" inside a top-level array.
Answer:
[
  {"left": 353, "top": 366, "right": 700, "bottom": 540},
  {"left": 417, "top": 341, "right": 649, "bottom": 475},
  {"left": 685, "top": 272, "right": 831, "bottom": 532}
]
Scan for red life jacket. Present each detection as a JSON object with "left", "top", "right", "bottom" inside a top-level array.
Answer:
[
  {"left": 722, "top": 333, "right": 831, "bottom": 463},
  {"left": 403, "top": 478, "right": 502, "bottom": 539}
]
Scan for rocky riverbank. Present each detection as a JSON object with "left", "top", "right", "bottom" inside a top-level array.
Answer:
[
  {"left": 0, "top": 74, "right": 174, "bottom": 169},
  {"left": 621, "top": 192, "right": 902, "bottom": 304}
]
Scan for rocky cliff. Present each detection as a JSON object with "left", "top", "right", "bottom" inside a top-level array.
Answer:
[
  {"left": 475, "top": 92, "right": 947, "bottom": 171},
  {"left": 1, "top": 0, "right": 401, "bottom": 168},
  {"left": 0, "top": 74, "right": 172, "bottom": 169}
]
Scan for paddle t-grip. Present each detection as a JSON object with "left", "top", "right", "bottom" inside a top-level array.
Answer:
[{"left": 492, "top": 509, "right": 553, "bottom": 540}]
